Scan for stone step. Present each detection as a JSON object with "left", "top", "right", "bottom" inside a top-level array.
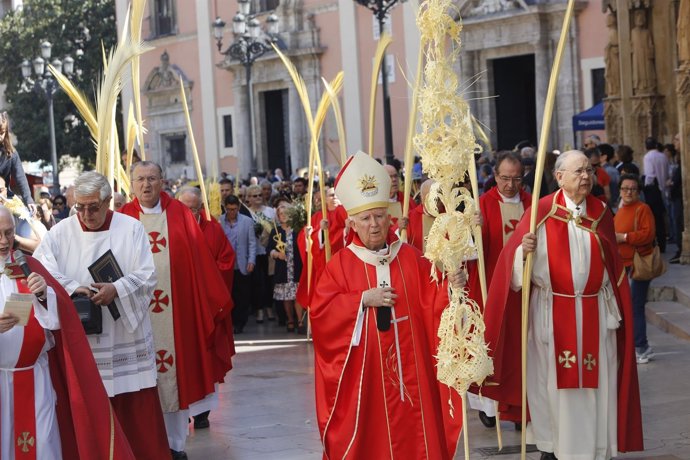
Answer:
[
  {"left": 646, "top": 301, "right": 690, "bottom": 342},
  {"left": 648, "top": 285, "right": 690, "bottom": 309}
]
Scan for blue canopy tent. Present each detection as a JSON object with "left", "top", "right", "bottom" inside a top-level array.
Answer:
[{"left": 572, "top": 102, "right": 605, "bottom": 146}]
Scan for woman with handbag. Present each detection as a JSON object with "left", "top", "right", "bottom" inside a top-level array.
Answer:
[{"left": 614, "top": 173, "right": 659, "bottom": 364}]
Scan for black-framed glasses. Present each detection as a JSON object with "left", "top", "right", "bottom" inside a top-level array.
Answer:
[
  {"left": 620, "top": 187, "right": 639, "bottom": 193},
  {"left": 74, "top": 201, "right": 105, "bottom": 214}
]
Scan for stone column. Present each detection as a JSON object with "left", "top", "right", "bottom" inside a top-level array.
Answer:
[
  {"left": 616, "top": 1, "right": 634, "bottom": 147},
  {"left": 677, "top": 0, "right": 690, "bottom": 263}
]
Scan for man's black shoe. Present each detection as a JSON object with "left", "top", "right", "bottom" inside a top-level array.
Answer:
[
  {"left": 194, "top": 411, "right": 210, "bottom": 429},
  {"left": 478, "top": 411, "right": 496, "bottom": 427},
  {"left": 171, "top": 450, "right": 188, "bottom": 460},
  {"left": 540, "top": 452, "right": 558, "bottom": 460}
]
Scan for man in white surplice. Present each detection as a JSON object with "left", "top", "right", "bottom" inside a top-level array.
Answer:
[
  {"left": 483, "top": 150, "right": 642, "bottom": 460},
  {"left": 34, "top": 171, "right": 170, "bottom": 459}
]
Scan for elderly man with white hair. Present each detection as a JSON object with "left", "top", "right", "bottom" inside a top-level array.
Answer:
[
  {"left": 34, "top": 171, "right": 169, "bottom": 459},
  {"left": 482, "top": 150, "right": 643, "bottom": 460},
  {"left": 310, "top": 152, "right": 467, "bottom": 459}
]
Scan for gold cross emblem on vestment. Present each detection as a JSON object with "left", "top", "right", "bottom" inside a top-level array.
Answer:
[
  {"left": 558, "top": 350, "right": 576, "bottom": 369},
  {"left": 584, "top": 353, "right": 597, "bottom": 371},
  {"left": 17, "top": 432, "right": 35, "bottom": 453}
]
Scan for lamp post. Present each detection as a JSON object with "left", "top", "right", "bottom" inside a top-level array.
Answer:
[
  {"left": 354, "top": 0, "right": 402, "bottom": 165},
  {"left": 21, "top": 41, "right": 75, "bottom": 196},
  {"left": 213, "top": 1, "right": 279, "bottom": 173}
]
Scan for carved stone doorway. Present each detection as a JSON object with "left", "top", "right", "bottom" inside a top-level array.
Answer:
[
  {"left": 492, "top": 54, "right": 537, "bottom": 150},
  {"left": 262, "top": 89, "right": 290, "bottom": 174}
]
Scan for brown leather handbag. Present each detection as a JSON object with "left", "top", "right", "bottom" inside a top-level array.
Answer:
[{"left": 631, "top": 206, "right": 667, "bottom": 281}]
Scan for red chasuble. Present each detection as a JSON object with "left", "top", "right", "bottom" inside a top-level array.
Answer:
[
  {"left": 198, "top": 210, "right": 237, "bottom": 382},
  {"left": 24, "top": 257, "right": 136, "bottom": 459},
  {"left": 121, "top": 193, "right": 233, "bottom": 409},
  {"left": 481, "top": 191, "right": 643, "bottom": 452},
  {"left": 311, "top": 231, "right": 457, "bottom": 460},
  {"left": 479, "top": 187, "right": 531, "bottom": 282},
  {"left": 295, "top": 205, "right": 348, "bottom": 308}
]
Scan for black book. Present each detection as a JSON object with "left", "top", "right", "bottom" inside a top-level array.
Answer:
[{"left": 88, "top": 249, "right": 122, "bottom": 321}]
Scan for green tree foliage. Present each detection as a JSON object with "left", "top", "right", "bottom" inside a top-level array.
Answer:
[{"left": 0, "top": 0, "right": 117, "bottom": 166}]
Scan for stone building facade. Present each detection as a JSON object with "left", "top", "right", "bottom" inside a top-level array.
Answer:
[
  {"left": 603, "top": 0, "right": 690, "bottom": 262},
  {"left": 114, "top": 0, "right": 609, "bottom": 178}
]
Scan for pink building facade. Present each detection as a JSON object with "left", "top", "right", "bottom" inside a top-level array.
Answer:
[{"left": 114, "top": 0, "right": 609, "bottom": 180}]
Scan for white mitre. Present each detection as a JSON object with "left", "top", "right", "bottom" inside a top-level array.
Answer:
[{"left": 334, "top": 151, "right": 391, "bottom": 216}]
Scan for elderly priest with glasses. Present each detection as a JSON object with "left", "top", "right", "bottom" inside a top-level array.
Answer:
[
  {"left": 482, "top": 150, "right": 643, "bottom": 460},
  {"left": 34, "top": 171, "right": 170, "bottom": 459},
  {"left": 310, "top": 152, "right": 467, "bottom": 460}
]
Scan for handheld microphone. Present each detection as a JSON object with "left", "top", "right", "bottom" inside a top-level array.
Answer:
[
  {"left": 376, "top": 307, "right": 391, "bottom": 332},
  {"left": 13, "top": 250, "right": 32, "bottom": 278}
]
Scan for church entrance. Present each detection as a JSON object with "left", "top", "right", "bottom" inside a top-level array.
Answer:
[
  {"left": 491, "top": 54, "right": 537, "bottom": 150},
  {"left": 262, "top": 89, "right": 291, "bottom": 174}
]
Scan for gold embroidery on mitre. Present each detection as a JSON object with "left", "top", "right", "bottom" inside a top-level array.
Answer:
[
  {"left": 558, "top": 350, "right": 576, "bottom": 368},
  {"left": 17, "top": 432, "right": 35, "bottom": 453},
  {"left": 358, "top": 174, "right": 379, "bottom": 197},
  {"left": 584, "top": 353, "right": 597, "bottom": 371}
]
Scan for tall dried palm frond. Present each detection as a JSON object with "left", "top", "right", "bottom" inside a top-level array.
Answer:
[
  {"left": 368, "top": 33, "right": 393, "bottom": 156},
  {"left": 272, "top": 45, "right": 314, "bottom": 131},
  {"left": 179, "top": 76, "right": 211, "bottom": 221},
  {"left": 48, "top": 65, "right": 97, "bottom": 139},
  {"left": 130, "top": 0, "right": 148, "bottom": 159},
  {"left": 125, "top": 102, "right": 139, "bottom": 171},
  {"left": 94, "top": 16, "right": 149, "bottom": 188},
  {"left": 322, "top": 76, "right": 347, "bottom": 166}
]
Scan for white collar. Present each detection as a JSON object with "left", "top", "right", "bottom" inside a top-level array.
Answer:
[
  {"left": 140, "top": 200, "right": 162, "bottom": 214},
  {"left": 498, "top": 190, "right": 521, "bottom": 204},
  {"left": 562, "top": 192, "right": 586, "bottom": 216}
]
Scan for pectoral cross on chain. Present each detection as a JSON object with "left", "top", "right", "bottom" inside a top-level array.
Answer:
[{"left": 379, "top": 281, "right": 389, "bottom": 288}]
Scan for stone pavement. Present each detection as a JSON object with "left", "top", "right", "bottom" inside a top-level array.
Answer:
[{"left": 186, "top": 253, "right": 690, "bottom": 459}]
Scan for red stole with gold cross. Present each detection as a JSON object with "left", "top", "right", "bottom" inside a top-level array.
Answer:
[
  {"left": 545, "top": 192, "right": 605, "bottom": 389},
  {"left": 1, "top": 274, "right": 45, "bottom": 460}
]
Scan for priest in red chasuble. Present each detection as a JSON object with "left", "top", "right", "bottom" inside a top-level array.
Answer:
[
  {"left": 469, "top": 151, "right": 531, "bottom": 425},
  {"left": 121, "top": 162, "right": 232, "bottom": 459},
  {"left": 482, "top": 151, "right": 643, "bottom": 460},
  {"left": 177, "top": 186, "right": 236, "bottom": 430},
  {"left": 311, "top": 152, "right": 466, "bottom": 460}
]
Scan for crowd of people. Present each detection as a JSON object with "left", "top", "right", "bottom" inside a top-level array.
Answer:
[{"left": 0, "top": 105, "right": 679, "bottom": 460}]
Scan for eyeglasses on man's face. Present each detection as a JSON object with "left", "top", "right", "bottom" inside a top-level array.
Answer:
[
  {"left": 497, "top": 175, "right": 522, "bottom": 183},
  {"left": 564, "top": 167, "right": 595, "bottom": 177},
  {"left": 620, "top": 187, "right": 639, "bottom": 193},
  {"left": 74, "top": 200, "right": 106, "bottom": 214}
]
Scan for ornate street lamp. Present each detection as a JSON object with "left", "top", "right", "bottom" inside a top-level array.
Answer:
[
  {"left": 214, "top": 6, "right": 280, "bottom": 173},
  {"left": 21, "top": 41, "right": 76, "bottom": 195},
  {"left": 354, "top": 0, "right": 404, "bottom": 165}
]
